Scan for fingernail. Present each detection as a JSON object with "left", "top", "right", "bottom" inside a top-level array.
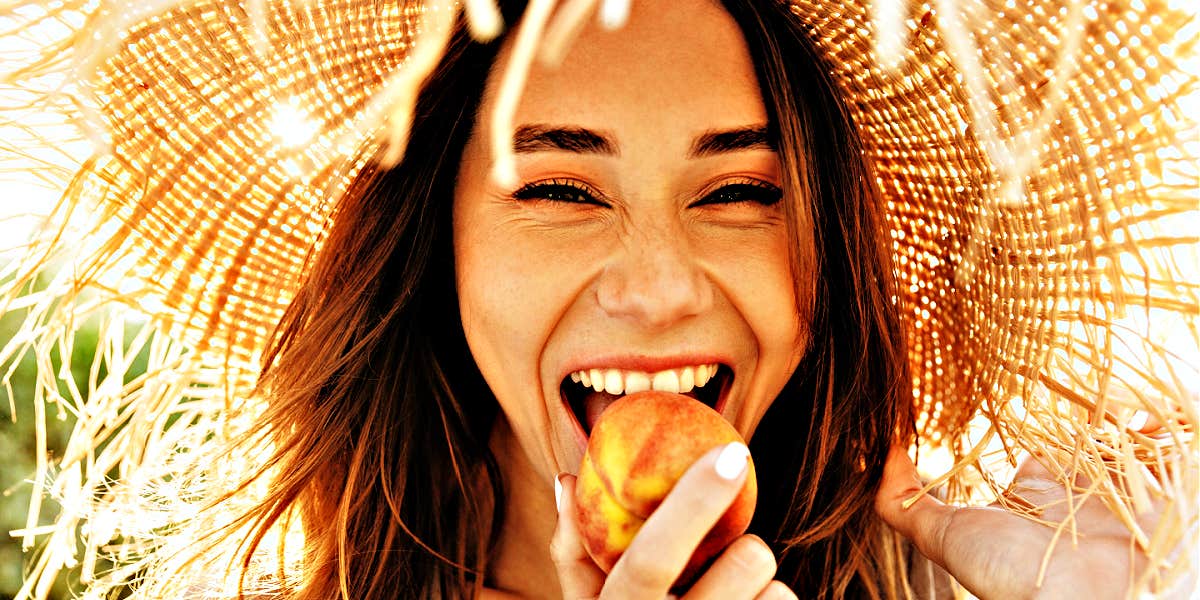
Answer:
[
  {"left": 599, "top": 0, "right": 631, "bottom": 29},
  {"left": 714, "top": 442, "right": 750, "bottom": 481},
  {"left": 554, "top": 474, "right": 564, "bottom": 512}
]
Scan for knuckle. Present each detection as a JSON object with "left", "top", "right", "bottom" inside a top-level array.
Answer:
[
  {"left": 549, "top": 529, "right": 585, "bottom": 565},
  {"left": 620, "top": 551, "right": 677, "bottom": 591},
  {"left": 548, "top": 525, "right": 569, "bottom": 558},
  {"left": 549, "top": 545, "right": 587, "bottom": 570},
  {"left": 758, "top": 580, "right": 797, "bottom": 600},
  {"left": 548, "top": 536, "right": 570, "bottom": 563},
  {"left": 727, "top": 535, "right": 777, "bottom": 576}
]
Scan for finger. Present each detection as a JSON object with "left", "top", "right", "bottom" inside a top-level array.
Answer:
[
  {"left": 1013, "top": 453, "right": 1060, "bottom": 481},
  {"left": 1004, "top": 456, "right": 1145, "bottom": 539},
  {"left": 684, "top": 534, "right": 776, "bottom": 599},
  {"left": 551, "top": 473, "right": 606, "bottom": 599},
  {"left": 597, "top": 0, "right": 631, "bottom": 29},
  {"left": 877, "top": 449, "right": 1062, "bottom": 599},
  {"left": 873, "top": 445, "right": 953, "bottom": 566},
  {"left": 752, "top": 580, "right": 798, "bottom": 600},
  {"left": 601, "top": 442, "right": 751, "bottom": 600},
  {"left": 1011, "top": 454, "right": 1099, "bottom": 490}
]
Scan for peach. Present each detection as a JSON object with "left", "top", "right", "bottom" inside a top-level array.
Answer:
[{"left": 574, "top": 391, "right": 757, "bottom": 587}]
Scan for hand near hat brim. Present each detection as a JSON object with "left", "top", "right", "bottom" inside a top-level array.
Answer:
[{"left": 875, "top": 446, "right": 1188, "bottom": 599}]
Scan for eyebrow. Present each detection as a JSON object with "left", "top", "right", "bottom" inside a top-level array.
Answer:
[
  {"left": 513, "top": 125, "right": 617, "bottom": 155},
  {"left": 510, "top": 124, "right": 776, "bottom": 157},
  {"left": 688, "top": 126, "right": 775, "bottom": 157}
]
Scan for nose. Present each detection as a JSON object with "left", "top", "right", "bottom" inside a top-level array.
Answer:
[{"left": 595, "top": 223, "right": 713, "bottom": 329}]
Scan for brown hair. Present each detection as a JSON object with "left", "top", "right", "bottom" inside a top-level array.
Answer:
[
  {"left": 727, "top": 1, "right": 915, "bottom": 597},
  {"left": 228, "top": 1, "right": 914, "bottom": 597},
  {"left": 231, "top": 17, "right": 515, "bottom": 599}
]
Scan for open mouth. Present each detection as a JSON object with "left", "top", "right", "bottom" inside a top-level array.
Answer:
[{"left": 560, "top": 364, "right": 734, "bottom": 436}]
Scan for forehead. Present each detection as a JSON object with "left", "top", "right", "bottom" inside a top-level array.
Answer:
[{"left": 510, "top": 0, "right": 768, "bottom": 137}]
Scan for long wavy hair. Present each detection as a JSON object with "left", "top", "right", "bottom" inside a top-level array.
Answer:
[{"left": 229, "top": 1, "right": 914, "bottom": 597}]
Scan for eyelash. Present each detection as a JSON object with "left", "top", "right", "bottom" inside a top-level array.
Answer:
[
  {"left": 691, "top": 178, "right": 783, "bottom": 208},
  {"left": 510, "top": 177, "right": 783, "bottom": 207},
  {"left": 511, "top": 178, "right": 606, "bottom": 206}
]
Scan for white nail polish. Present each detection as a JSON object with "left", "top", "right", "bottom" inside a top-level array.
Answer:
[
  {"left": 713, "top": 442, "right": 750, "bottom": 481},
  {"left": 554, "top": 476, "right": 563, "bottom": 512},
  {"left": 599, "top": 0, "right": 631, "bottom": 30}
]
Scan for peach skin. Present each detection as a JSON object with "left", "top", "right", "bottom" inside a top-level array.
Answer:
[{"left": 574, "top": 391, "right": 758, "bottom": 587}]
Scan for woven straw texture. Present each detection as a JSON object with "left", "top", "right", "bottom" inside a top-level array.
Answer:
[{"left": 1, "top": 0, "right": 1196, "bottom": 597}]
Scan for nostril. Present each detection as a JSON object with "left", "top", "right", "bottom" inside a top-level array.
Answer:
[{"left": 595, "top": 262, "right": 713, "bottom": 327}]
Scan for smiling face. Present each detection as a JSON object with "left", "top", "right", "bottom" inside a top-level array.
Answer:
[{"left": 453, "top": 0, "right": 808, "bottom": 482}]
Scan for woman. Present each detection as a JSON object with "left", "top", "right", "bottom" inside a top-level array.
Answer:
[
  {"left": 257, "top": 0, "right": 904, "bottom": 596},
  {"left": 221, "top": 0, "right": 1166, "bottom": 598},
  {"left": 1, "top": 0, "right": 1192, "bottom": 598}
]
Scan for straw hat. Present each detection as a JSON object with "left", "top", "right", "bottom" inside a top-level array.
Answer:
[{"left": 1, "top": 0, "right": 1196, "bottom": 596}]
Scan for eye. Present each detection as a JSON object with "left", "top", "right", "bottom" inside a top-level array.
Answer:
[
  {"left": 511, "top": 179, "right": 608, "bottom": 206},
  {"left": 690, "top": 179, "right": 783, "bottom": 208}
]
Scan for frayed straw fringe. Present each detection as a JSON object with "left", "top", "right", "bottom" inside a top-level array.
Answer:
[{"left": 1, "top": 0, "right": 1197, "bottom": 598}]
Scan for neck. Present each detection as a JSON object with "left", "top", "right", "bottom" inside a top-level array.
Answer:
[{"left": 485, "top": 416, "right": 561, "bottom": 600}]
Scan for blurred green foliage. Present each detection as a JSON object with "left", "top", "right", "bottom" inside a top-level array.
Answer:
[
  {"left": 1, "top": 307, "right": 76, "bottom": 600},
  {"left": 1, "top": 303, "right": 149, "bottom": 600}
]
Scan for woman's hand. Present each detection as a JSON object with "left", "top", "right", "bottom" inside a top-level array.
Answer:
[
  {"left": 875, "top": 446, "right": 1177, "bottom": 600},
  {"left": 551, "top": 445, "right": 797, "bottom": 599}
]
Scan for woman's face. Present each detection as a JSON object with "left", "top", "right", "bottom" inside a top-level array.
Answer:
[{"left": 454, "top": 0, "right": 806, "bottom": 481}]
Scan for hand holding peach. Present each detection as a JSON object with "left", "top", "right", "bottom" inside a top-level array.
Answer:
[{"left": 574, "top": 392, "right": 758, "bottom": 587}]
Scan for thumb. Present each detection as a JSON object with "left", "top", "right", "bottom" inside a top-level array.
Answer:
[
  {"left": 550, "top": 474, "right": 606, "bottom": 599},
  {"left": 874, "top": 445, "right": 954, "bottom": 566}
]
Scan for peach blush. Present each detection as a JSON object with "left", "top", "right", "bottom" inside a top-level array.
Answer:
[{"left": 574, "top": 391, "right": 757, "bottom": 587}]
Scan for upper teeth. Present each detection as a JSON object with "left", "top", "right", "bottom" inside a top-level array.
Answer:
[{"left": 568, "top": 364, "right": 720, "bottom": 395}]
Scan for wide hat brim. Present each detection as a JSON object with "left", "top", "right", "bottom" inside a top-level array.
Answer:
[
  {"left": 1, "top": 0, "right": 1197, "bottom": 596},
  {"left": 52, "top": 0, "right": 1197, "bottom": 434}
]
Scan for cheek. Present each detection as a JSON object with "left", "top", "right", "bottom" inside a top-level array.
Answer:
[
  {"left": 456, "top": 226, "right": 541, "bottom": 380},
  {"left": 701, "top": 226, "right": 804, "bottom": 431},
  {"left": 756, "top": 243, "right": 804, "bottom": 360},
  {"left": 454, "top": 209, "right": 596, "bottom": 400},
  {"left": 703, "top": 227, "right": 802, "bottom": 351}
]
